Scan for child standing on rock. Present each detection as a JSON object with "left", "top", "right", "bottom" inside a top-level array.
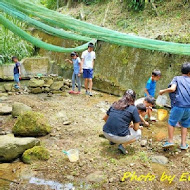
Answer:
[{"left": 65, "top": 52, "right": 81, "bottom": 94}]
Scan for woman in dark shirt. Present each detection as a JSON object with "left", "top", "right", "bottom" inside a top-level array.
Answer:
[{"left": 103, "top": 89, "right": 142, "bottom": 154}]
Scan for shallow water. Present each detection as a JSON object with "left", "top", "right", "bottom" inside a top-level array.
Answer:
[{"left": 29, "top": 177, "right": 74, "bottom": 190}]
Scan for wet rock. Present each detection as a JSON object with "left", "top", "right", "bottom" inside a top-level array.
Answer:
[
  {"left": 4, "top": 83, "right": 13, "bottom": 92},
  {"left": 13, "top": 111, "right": 51, "bottom": 137},
  {"left": 12, "top": 102, "right": 32, "bottom": 117},
  {"left": 0, "top": 103, "right": 12, "bottom": 115},
  {"left": 28, "top": 78, "right": 45, "bottom": 87},
  {"left": 30, "top": 87, "right": 42, "bottom": 94},
  {"left": 141, "top": 140, "right": 148, "bottom": 147},
  {"left": 85, "top": 171, "right": 106, "bottom": 183},
  {"left": 50, "top": 81, "right": 63, "bottom": 91},
  {"left": 22, "top": 146, "right": 50, "bottom": 164},
  {"left": 151, "top": 155, "right": 168, "bottom": 165},
  {"left": 0, "top": 135, "right": 40, "bottom": 162}
]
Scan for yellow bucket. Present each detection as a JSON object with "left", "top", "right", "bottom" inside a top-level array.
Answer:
[{"left": 157, "top": 109, "right": 168, "bottom": 121}]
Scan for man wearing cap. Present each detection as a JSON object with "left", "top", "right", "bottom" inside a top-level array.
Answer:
[{"left": 81, "top": 43, "right": 96, "bottom": 96}]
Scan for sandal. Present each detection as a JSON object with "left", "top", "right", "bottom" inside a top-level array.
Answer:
[
  {"left": 109, "top": 141, "right": 116, "bottom": 145},
  {"left": 69, "top": 90, "right": 76, "bottom": 94},
  {"left": 180, "top": 144, "right": 189, "bottom": 150},
  {"left": 118, "top": 144, "right": 128, "bottom": 155},
  {"left": 162, "top": 141, "right": 174, "bottom": 148}
]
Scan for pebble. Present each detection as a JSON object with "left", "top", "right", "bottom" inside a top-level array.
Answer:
[
  {"left": 63, "top": 121, "right": 72, "bottom": 125},
  {"left": 141, "top": 140, "right": 147, "bottom": 147}
]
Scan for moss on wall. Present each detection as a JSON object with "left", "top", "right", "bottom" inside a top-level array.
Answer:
[{"left": 35, "top": 31, "right": 190, "bottom": 97}]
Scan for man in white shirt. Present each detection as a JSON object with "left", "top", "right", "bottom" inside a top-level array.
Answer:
[{"left": 81, "top": 43, "right": 96, "bottom": 96}]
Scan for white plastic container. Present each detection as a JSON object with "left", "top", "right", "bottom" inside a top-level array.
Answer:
[
  {"left": 67, "top": 149, "right": 79, "bottom": 162},
  {"left": 156, "top": 95, "right": 167, "bottom": 107}
]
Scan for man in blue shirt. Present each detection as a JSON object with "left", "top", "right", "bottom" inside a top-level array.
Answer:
[
  {"left": 12, "top": 56, "right": 21, "bottom": 89},
  {"left": 160, "top": 62, "right": 190, "bottom": 150},
  {"left": 145, "top": 70, "right": 161, "bottom": 97}
]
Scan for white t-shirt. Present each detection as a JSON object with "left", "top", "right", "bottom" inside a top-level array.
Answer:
[{"left": 81, "top": 50, "right": 96, "bottom": 69}]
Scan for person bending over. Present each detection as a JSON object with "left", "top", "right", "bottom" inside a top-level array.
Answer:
[
  {"left": 103, "top": 89, "right": 142, "bottom": 155},
  {"left": 136, "top": 103, "right": 148, "bottom": 126}
]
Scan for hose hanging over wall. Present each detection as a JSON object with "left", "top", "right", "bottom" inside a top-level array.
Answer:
[
  {"left": 0, "top": 0, "right": 190, "bottom": 55},
  {"left": 0, "top": 14, "right": 96, "bottom": 53}
]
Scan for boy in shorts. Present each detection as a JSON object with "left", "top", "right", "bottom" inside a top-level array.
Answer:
[
  {"left": 160, "top": 63, "right": 190, "bottom": 150},
  {"left": 81, "top": 43, "right": 96, "bottom": 96}
]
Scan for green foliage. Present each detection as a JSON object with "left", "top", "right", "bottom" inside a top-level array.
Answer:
[
  {"left": 124, "top": 0, "right": 146, "bottom": 11},
  {"left": 0, "top": 15, "right": 34, "bottom": 64},
  {"left": 22, "top": 146, "right": 50, "bottom": 164}
]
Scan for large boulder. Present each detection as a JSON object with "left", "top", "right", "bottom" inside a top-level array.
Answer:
[
  {"left": 0, "top": 135, "right": 40, "bottom": 162},
  {"left": 22, "top": 146, "right": 50, "bottom": 164},
  {"left": 0, "top": 103, "right": 12, "bottom": 115},
  {"left": 12, "top": 111, "right": 51, "bottom": 137},
  {"left": 28, "top": 78, "right": 44, "bottom": 88},
  {"left": 50, "top": 81, "right": 63, "bottom": 91},
  {"left": 12, "top": 102, "right": 32, "bottom": 118},
  {"left": 4, "top": 83, "right": 13, "bottom": 92}
]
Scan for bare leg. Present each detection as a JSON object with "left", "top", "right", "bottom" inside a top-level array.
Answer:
[
  {"left": 168, "top": 124, "right": 175, "bottom": 143},
  {"left": 84, "top": 78, "right": 88, "bottom": 91},
  {"left": 18, "top": 82, "right": 20, "bottom": 88},
  {"left": 181, "top": 127, "right": 187, "bottom": 147},
  {"left": 122, "top": 139, "right": 136, "bottom": 147},
  {"left": 89, "top": 78, "right": 93, "bottom": 93}
]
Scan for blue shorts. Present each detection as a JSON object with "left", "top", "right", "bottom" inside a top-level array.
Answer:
[
  {"left": 14, "top": 73, "right": 20, "bottom": 83},
  {"left": 83, "top": 69, "right": 93, "bottom": 79},
  {"left": 168, "top": 107, "right": 190, "bottom": 128}
]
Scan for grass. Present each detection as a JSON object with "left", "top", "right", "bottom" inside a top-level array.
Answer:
[{"left": 59, "top": 0, "right": 190, "bottom": 43}]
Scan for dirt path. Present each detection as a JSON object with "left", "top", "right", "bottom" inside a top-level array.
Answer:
[{"left": 0, "top": 90, "right": 190, "bottom": 190}]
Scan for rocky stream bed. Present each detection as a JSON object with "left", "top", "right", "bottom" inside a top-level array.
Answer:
[{"left": 0, "top": 84, "right": 190, "bottom": 190}]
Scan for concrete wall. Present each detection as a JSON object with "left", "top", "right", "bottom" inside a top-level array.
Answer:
[
  {"left": 35, "top": 31, "right": 190, "bottom": 97},
  {"left": 0, "top": 57, "right": 57, "bottom": 80}
]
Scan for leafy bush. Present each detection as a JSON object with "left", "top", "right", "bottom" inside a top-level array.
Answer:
[
  {"left": 124, "top": 0, "right": 146, "bottom": 11},
  {"left": 0, "top": 15, "right": 34, "bottom": 64}
]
